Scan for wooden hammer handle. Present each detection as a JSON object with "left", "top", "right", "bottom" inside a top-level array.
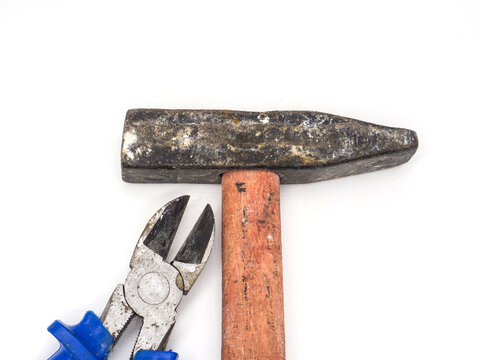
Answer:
[{"left": 222, "top": 170, "right": 286, "bottom": 360}]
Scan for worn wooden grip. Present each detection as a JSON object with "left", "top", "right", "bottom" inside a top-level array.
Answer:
[{"left": 222, "top": 170, "right": 285, "bottom": 360}]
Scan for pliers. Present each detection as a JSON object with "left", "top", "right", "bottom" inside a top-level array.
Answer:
[{"left": 47, "top": 196, "right": 215, "bottom": 360}]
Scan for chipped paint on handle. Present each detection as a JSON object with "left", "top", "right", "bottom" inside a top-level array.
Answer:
[{"left": 222, "top": 170, "right": 285, "bottom": 360}]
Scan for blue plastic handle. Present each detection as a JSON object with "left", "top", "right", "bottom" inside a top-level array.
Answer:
[
  {"left": 134, "top": 350, "right": 179, "bottom": 360},
  {"left": 48, "top": 311, "right": 113, "bottom": 360},
  {"left": 47, "top": 311, "right": 179, "bottom": 360}
]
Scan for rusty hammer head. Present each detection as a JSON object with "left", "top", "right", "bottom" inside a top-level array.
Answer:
[{"left": 121, "top": 109, "right": 417, "bottom": 184}]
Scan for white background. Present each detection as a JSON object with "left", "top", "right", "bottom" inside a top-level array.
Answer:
[{"left": 1, "top": 1, "right": 479, "bottom": 359}]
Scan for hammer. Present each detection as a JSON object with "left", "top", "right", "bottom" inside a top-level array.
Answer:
[{"left": 121, "top": 109, "right": 418, "bottom": 359}]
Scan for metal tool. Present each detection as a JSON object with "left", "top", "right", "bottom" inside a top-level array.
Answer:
[
  {"left": 46, "top": 196, "right": 215, "bottom": 360},
  {"left": 121, "top": 109, "right": 418, "bottom": 360}
]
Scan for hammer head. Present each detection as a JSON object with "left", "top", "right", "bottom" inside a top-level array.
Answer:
[{"left": 121, "top": 109, "right": 417, "bottom": 184}]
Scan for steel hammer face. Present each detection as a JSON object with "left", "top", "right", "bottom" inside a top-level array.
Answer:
[{"left": 121, "top": 109, "right": 418, "bottom": 360}]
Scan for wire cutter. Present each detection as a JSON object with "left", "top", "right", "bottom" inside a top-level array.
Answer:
[{"left": 46, "top": 196, "right": 215, "bottom": 360}]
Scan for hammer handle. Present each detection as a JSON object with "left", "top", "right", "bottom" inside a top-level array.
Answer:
[{"left": 222, "top": 170, "right": 286, "bottom": 360}]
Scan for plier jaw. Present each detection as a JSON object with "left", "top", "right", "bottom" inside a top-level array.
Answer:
[
  {"left": 172, "top": 203, "right": 215, "bottom": 294},
  {"left": 48, "top": 196, "right": 215, "bottom": 360}
]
